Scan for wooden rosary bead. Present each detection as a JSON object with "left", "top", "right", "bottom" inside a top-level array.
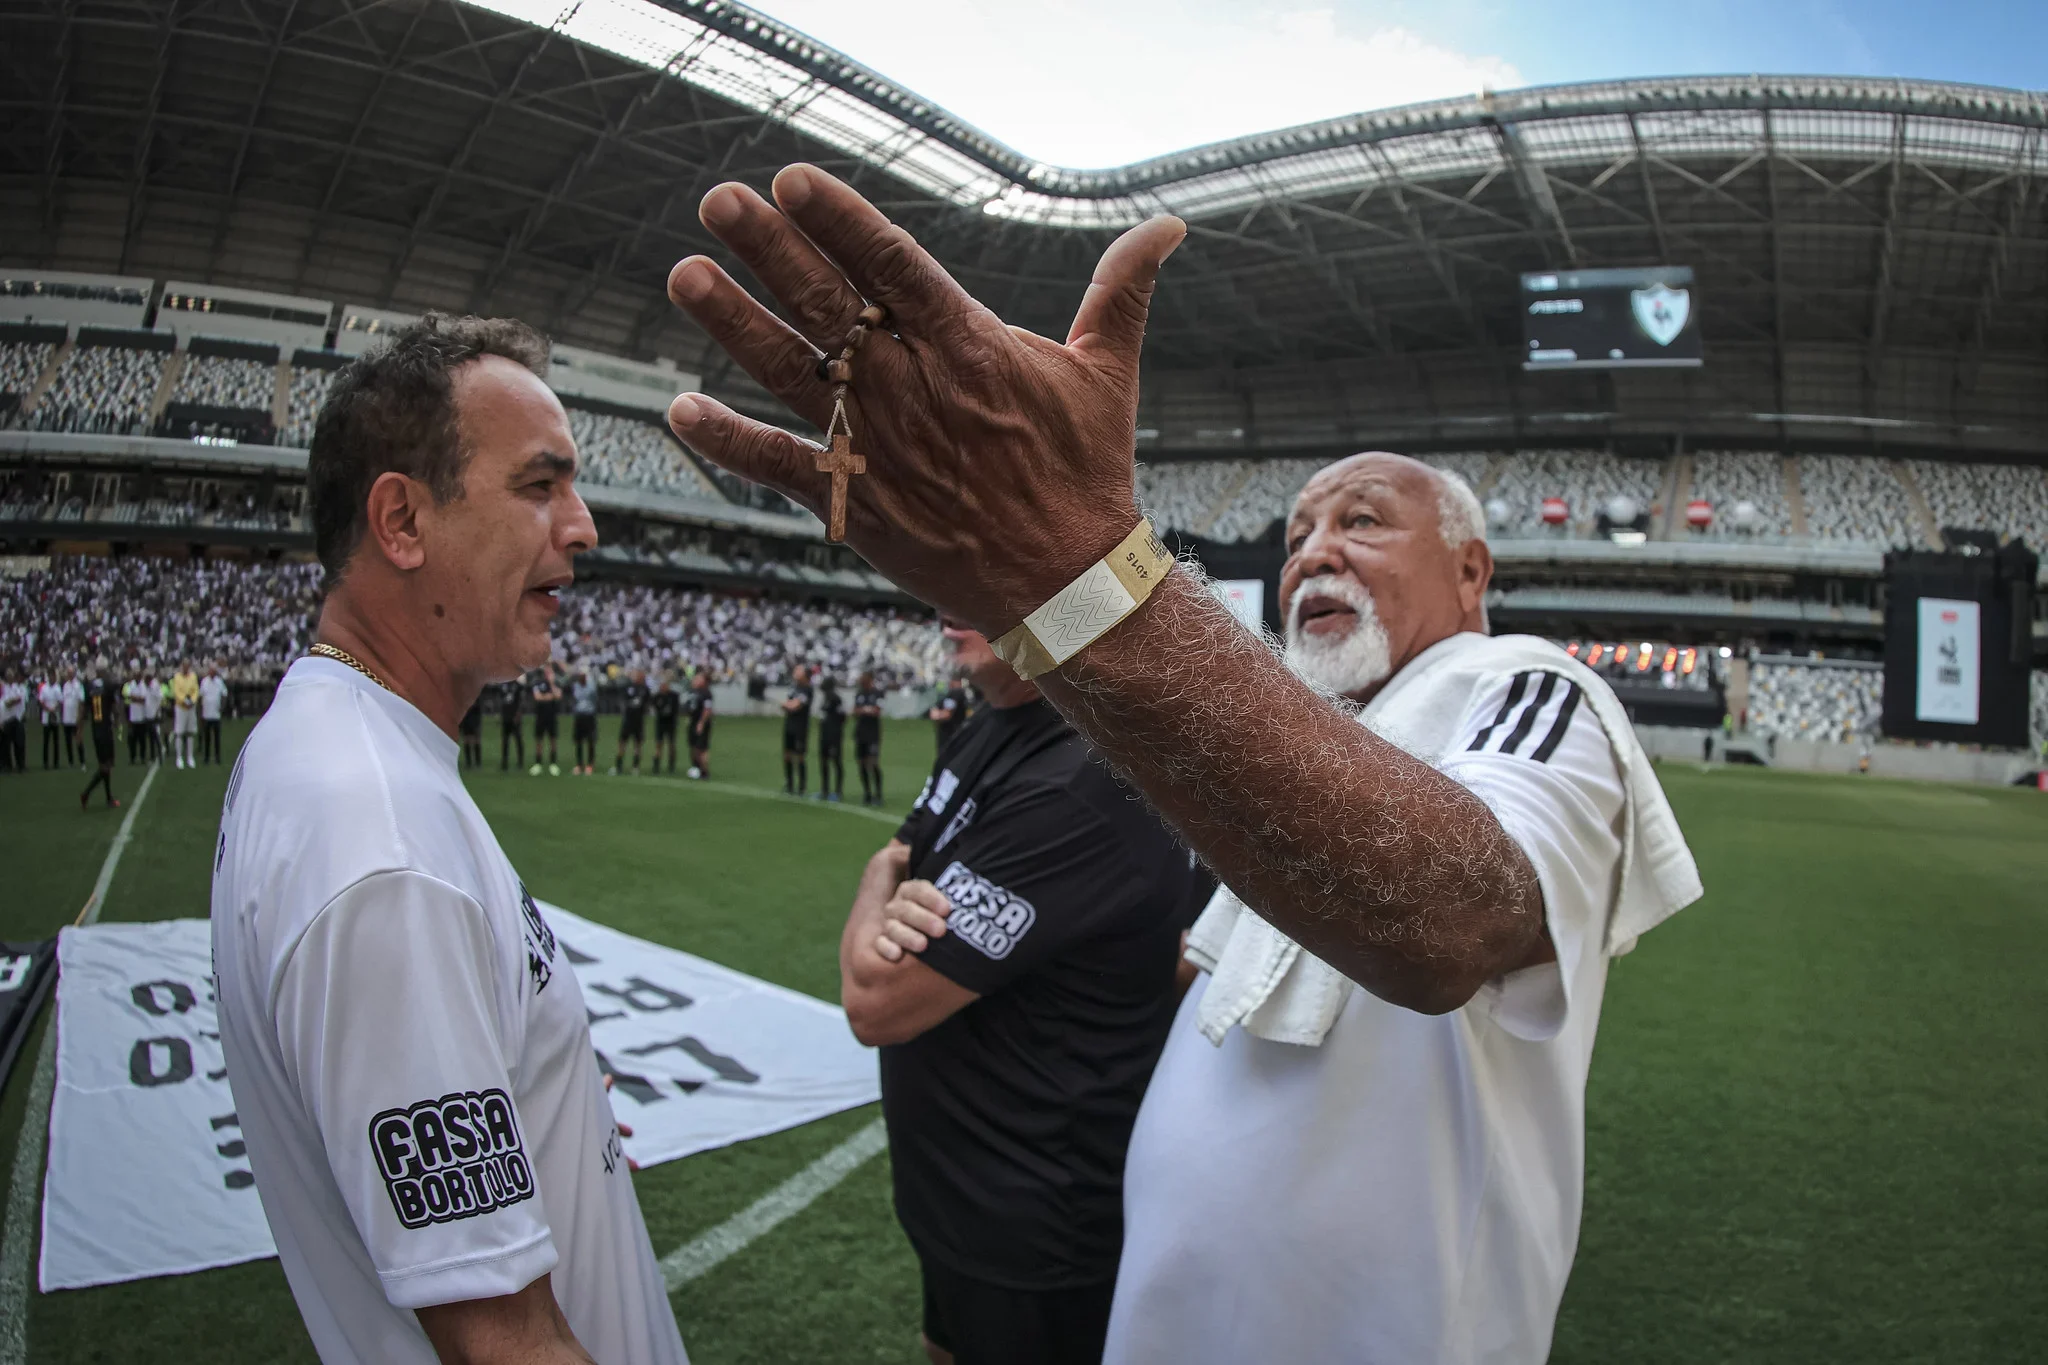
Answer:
[
  {"left": 842, "top": 325, "right": 867, "bottom": 351},
  {"left": 825, "top": 358, "right": 853, "bottom": 384},
  {"left": 858, "top": 304, "right": 888, "bottom": 328}
]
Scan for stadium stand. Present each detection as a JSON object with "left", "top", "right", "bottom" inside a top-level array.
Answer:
[
  {"left": 1142, "top": 451, "right": 1494, "bottom": 544},
  {"left": 1797, "top": 456, "right": 1920, "bottom": 547},
  {"left": 1, "top": 338, "right": 57, "bottom": 407},
  {"left": 173, "top": 353, "right": 276, "bottom": 411},
  {"left": 27, "top": 332, "right": 168, "bottom": 435},
  {"left": 1, "top": 557, "right": 945, "bottom": 689},
  {"left": 282, "top": 364, "right": 337, "bottom": 447},
  {"left": 1746, "top": 657, "right": 1885, "bottom": 743},
  {"left": 563, "top": 407, "right": 727, "bottom": 502},
  {"left": 1908, "top": 459, "right": 2048, "bottom": 549},
  {"left": 1486, "top": 449, "right": 1662, "bottom": 537},
  {"left": 1687, "top": 451, "right": 1794, "bottom": 538}
]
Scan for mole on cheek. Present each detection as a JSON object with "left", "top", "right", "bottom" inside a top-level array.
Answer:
[{"left": 434, "top": 604, "right": 445, "bottom": 618}]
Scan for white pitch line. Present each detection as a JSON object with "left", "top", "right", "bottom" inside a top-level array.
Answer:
[
  {"left": 659, "top": 1118, "right": 887, "bottom": 1293},
  {"left": 626, "top": 773, "right": 903, "bottom": 827},
  {"left": 0, "top": 760, "right": 159, "bottom": 1365}
]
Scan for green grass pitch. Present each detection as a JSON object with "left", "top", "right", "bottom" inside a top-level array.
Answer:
[{"left": 2, "top": 717, "right": 2045, "bottom": 1363}]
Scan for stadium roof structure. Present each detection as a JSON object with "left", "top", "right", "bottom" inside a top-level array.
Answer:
[{"left": 5, "top": 0, "right": 2047, "bottom": 459}]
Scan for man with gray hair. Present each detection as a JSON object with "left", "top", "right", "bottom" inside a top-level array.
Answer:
[
  {"left": 1103, "top": 451, "right": 1699, "bottom": 1362},
  {"left": 658, "top": 168, "right": 1702, "bottom": 1365}
]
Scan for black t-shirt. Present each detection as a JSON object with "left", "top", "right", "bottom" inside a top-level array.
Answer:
[
  {"left": 882, "top": 700, "right": 1205, "bottom": 1290},
  {"left": 818, "top": 687, "right": 846, "bottom": 739},
  {"left": 783, "top": 683, "right": 813, "bottom": 730},
  {"left": 458, "top": 700, "right": 482, "bottom": 736},
  {"left": 500, "top": 679, "right": 524, "bottom": 717},
  {"left": 684, "top": 690, "right": 712, "bottom": 732},
  {"left": 933, "top": 688, "right": 967, "bottom": 748},
  {"left": 85, "top": 678, "right": 116, "bottom": 739},
  {"left": 651, "top": 688, "right": 681, "bottom": 722},
  {"left": 531, "top": 677, "right": 559, "bottom": 716},
  {"left": 621, "top": 682, "right": 649, "bottom": 717},
  {"left": 854, "top": 688, "right": 885, "bottom": 740}
]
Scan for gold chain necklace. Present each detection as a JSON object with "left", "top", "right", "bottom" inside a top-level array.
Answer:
[{"left": 308, "top": 643, "right": 394, "bottom": 694}]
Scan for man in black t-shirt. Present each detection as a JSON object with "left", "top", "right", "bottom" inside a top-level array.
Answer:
[
  {"left": 650, "top": 672, "right": 682, "bottom": 774},
  {"left": 611, "top": 667, "right": 650, "bottom": 776},
  {"left": 77, "top": 664, "right": 121, "bottom": 810},
  {"left": 815, "top": 675, "right": 847, "bottom": 802},
  {"left": 684, "top": 671, "right": 714, "bottom": 779},
  {"left": 853, "top": 670, "right": 886, "bottom": 807},
  {"left": 927, "top": 676, "right": 969, "bottom": 754},
  {"left": 781, "top": 664, "right": 813, "bottom": 796},
  {"left": 840, "top": 620, "right": 1207, "bottom": 1365},
  {"left": 498, "top": 674, "right": 526, "bottom": 771},
  {"left": 530, "top": 661, "right": 562, "bottom": 776}
]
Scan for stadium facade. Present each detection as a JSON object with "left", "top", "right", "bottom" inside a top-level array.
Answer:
[{"left": 3, "top": 0, "right": 2046, "bottom": 658}]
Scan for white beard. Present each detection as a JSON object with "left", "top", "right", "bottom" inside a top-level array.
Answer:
[{"left": 1283, "top": 577, "right": 1393, "bottom": 698}]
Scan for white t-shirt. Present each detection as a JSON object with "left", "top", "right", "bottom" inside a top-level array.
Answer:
[
  {"left": 37, "top": 682, "right": 60, "bottom": 722},
  {"left": 199, "top": 675, "right": 229, "bottom": 721},
  {"left": 125, "top": 682, "right": 147, "bottom": 725},
  {"left": 0, "top": 682, "right": 23, "bottom": 723},
  {"left": 1106, "top": 664, "right": 1625, "bottom": 1365},
  {"left": 212, "top": 657, "right": 689, "bottom": 1365},
  {"left": 61, "top": 679, "right": 83, "bottom": 725}
]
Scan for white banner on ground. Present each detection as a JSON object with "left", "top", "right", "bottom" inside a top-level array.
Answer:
[
  {"left": 40, "top": 909, "right": 878, "bottom": 1291},
  {"left": 1915, "top": 597, "right": 1981, "bottom": 725}
]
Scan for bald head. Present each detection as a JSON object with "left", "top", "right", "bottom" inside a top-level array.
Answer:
[{"left": 1279, "top": 451, "right": 1494, "bottom": 702}]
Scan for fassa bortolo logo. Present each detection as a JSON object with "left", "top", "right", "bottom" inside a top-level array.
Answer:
[{"left": 369, "top": 1088, "right": 535, "bottom": 1229}]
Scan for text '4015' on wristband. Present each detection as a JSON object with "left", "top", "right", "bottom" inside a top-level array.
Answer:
[{"left": 990, "top": 521, "right": 1176, "bottom": 680}]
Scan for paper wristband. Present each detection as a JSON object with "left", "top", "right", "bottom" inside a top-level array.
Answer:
[{"left": 989, "top": 520, "right": 1176, "bottom": 680}]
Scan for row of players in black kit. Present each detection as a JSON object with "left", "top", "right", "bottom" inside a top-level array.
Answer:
[{"left": 778, "top": 663, "right": 890, "bottom": 804}]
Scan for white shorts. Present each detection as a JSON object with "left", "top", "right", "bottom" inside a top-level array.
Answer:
[{"left": 174, "top": 708, "right": 198, "bottom": 735}]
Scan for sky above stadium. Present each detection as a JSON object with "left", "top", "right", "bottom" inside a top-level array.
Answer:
[{"left": 753, "top": 0, "right": 2045, "bottom": 167}]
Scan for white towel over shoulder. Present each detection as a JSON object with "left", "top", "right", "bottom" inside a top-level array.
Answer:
[{"left": 1187, "top": 631, "right": 1702, "bottom": 1047}]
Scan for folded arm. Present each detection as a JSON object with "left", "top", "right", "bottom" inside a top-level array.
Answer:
[{"left": 838, "top": 841, "right": 978, "bottom": 1046}]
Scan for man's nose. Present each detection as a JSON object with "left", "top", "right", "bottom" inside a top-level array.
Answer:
[{"left": 1292, "top": 520, "right": 1347, "bottom": 580}]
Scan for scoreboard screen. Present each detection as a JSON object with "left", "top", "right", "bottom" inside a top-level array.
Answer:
[{"left": 1522, "top": 266, "right": 1702, "bottom": 370}]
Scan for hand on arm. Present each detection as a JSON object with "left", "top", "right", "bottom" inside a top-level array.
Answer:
[
  {"left": 666, "top": 167, "right": 1542, "bottom": 1014},
  {"left": 838, "top": 841, "right": 977, "bottom": 1046},
  {"left": 416, "top": 1274, "right": 598, "bottom": 1365}
]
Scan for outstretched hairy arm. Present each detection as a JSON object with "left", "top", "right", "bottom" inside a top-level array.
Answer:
[{"left": 1040, "top": 572, "right": 1546, "bottom": 1013}]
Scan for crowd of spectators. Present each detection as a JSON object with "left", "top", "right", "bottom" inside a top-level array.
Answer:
[
  {"left": 1909, "top": 458, "right": 2048, "bottom": 549},
  {"left": 2, "top": 556, "right": 325, "bottom": 682},
  {"left": 546, "top": 581, "right": 945, "bottom": 688},
  {"left": 1485, "top": 449, "right": 1663, "bottom": 537},
  {"left": 1, "top": 340, "right": 56, "bottom": 402},
  {"left": 283, "top": 365, "right": 340, "bottom": 447},
  {"left": 174, "top": 354, "right": 277, "bottom": 411},
  {"left": 562, "top": 408, "right": 727, "bottom": 502},
  {"left": 1745, "top": 658, "right": 1884, "bottom": 743},
  {"left": 1797, "top": 456, "right": 1920, "bottom": 546},
  {"left": 1687, "top": 451, "right": 1793, "bottom": 537},
  {"left": 2, "top": 556, "right": 948, "bottom": 692},
  {"left": 22, "top": 343, "right": 167, "bottom": 436}
]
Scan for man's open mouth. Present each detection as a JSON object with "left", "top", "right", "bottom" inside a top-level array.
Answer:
[{"left": 1296, "top": 597, "right": 1357, "bottom": 631}]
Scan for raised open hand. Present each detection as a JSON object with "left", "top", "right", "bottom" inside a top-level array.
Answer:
[{"left": 665, "top": 164, "right": 1184, "bottom": 636}]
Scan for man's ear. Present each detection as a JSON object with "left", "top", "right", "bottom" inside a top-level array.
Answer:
[
  {"left": 1457, "top": 538, "right": 1494, "bottom": 622},
  {"left": 363, "top": 471, "right": 428, "bottom": 572}
]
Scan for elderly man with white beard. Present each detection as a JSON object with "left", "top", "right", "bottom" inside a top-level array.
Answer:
[
  {"left": 654, "top": 166, "right": 1703, "bottom": 1365},
  {"left": 1095, "top": 451, "right": 1701, "bottom": 1363}
]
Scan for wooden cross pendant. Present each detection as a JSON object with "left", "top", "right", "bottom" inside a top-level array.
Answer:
[{"left": 815, "top": 430, "right": 866, "bottom": 542}]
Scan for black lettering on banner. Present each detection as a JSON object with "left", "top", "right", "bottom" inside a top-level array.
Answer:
[
  {"left": 624, "top": 1035, "right": 760, "bottom": 1085},
  {"left": 368, "top": 1088, "right": 535, "bottom": 1230},
  {"left": 933, "top": 861, "right": 1037, "bottom": 961},
  {"left": 587, "top": 1005, "right": 627, "bottom": 1027},
  {"left": 132, "top": 980, "right": 196, "bottom": 1015},
  {"left": 587, "top": 977, "right": 693, "bottom": 1013},
  {"left": 593, "top": 1050, "right": 665, "bottom": 1105},
  {"left": 130, "top": 1036, "right": 193, "bottom": 1087},
  {"left": 559, "top": 940, "right": 597, "bottom": 966},
  {"left": 212, "top": 1112, "right": 256, "bottom": 1190}
]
